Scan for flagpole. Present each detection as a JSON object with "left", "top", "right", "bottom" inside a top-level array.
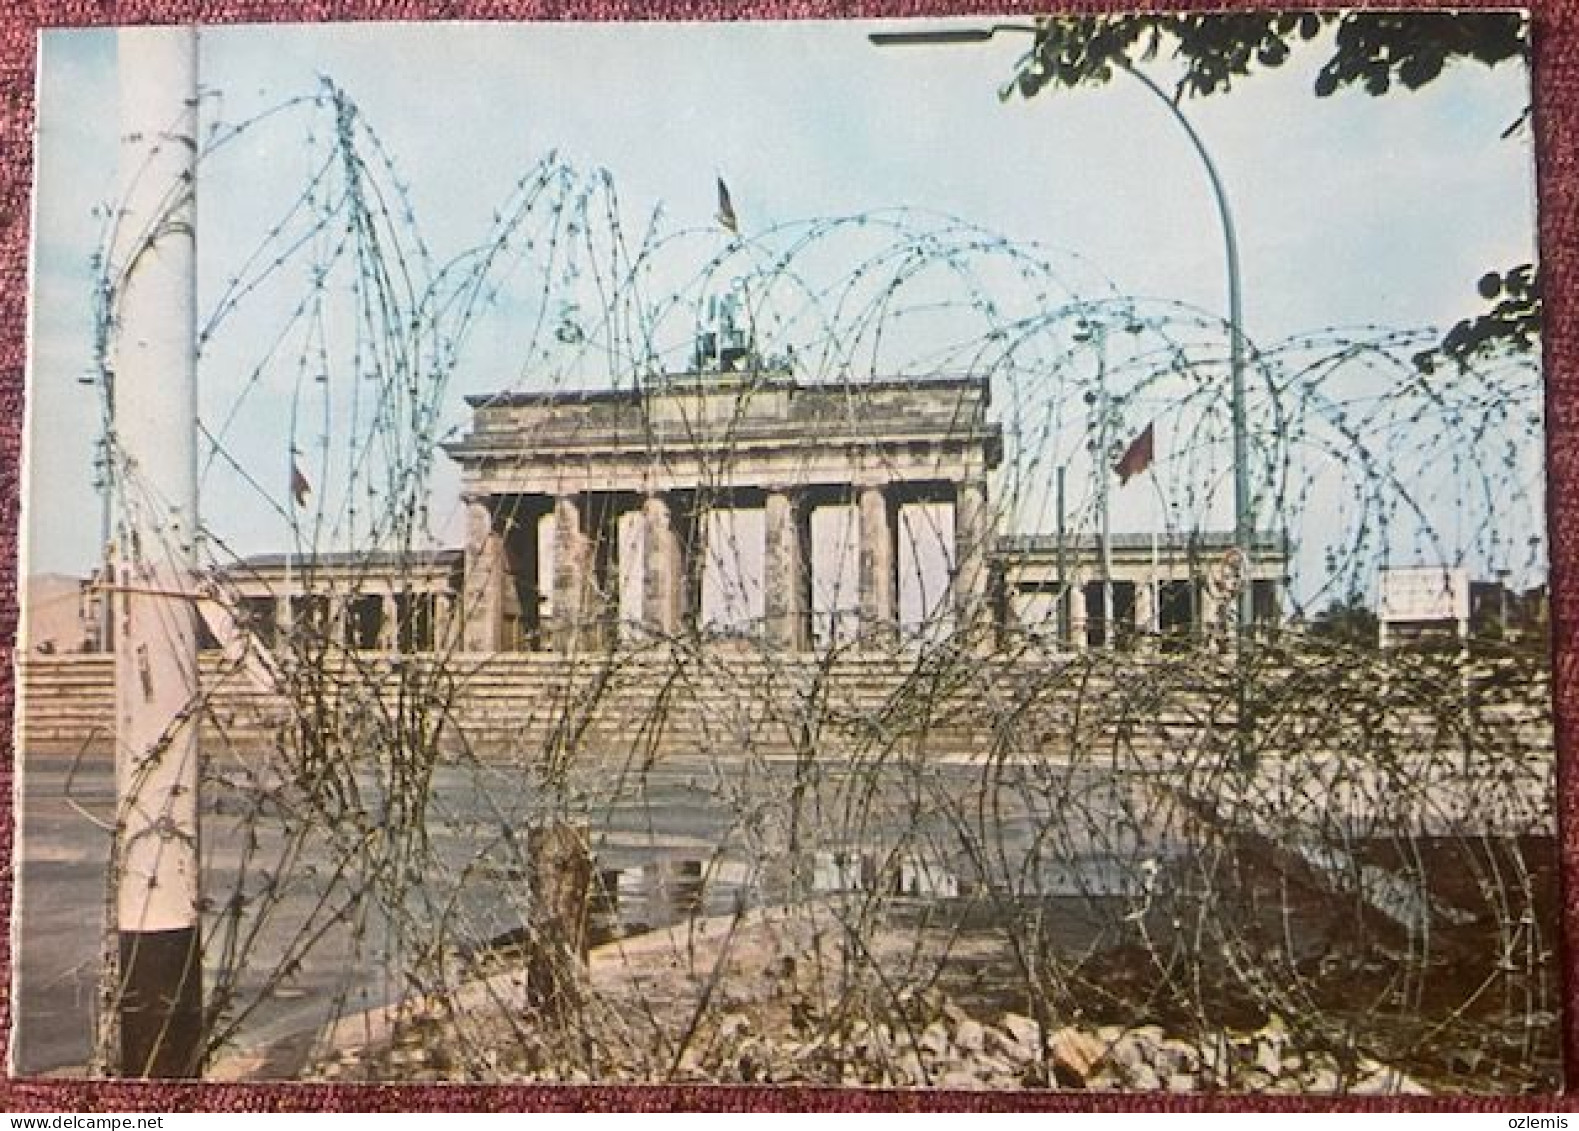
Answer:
[
  {"left": 285, "top": 450, "right": 295, "bottom": 645},
  {"left": 1102, "top": 343, "right": 1114, "bottom": 648},
  {"left": 713, "top": 177, "right": 739, "bottom": 373},
  {"left": 1084, "top": 321, "right": 1114, "bottom": 648},
  {"left": 1150, "top": 529, "right": 1160, "bottom": 635},
  {"left": 1055, "top": 465, "right": 1068, "bottom": 647}
]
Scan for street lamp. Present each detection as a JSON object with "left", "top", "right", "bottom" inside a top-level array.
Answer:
[{"left": 869, "top": 23, "right": 1255, "bottom": 641}]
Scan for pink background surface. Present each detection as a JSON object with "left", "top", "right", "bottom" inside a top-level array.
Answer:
[{"left": 0, "top": 0, "right": 1571, "bottom": 1111}]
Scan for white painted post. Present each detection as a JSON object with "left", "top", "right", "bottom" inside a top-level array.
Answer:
[{"left": 111, "top": 25, "right": 203, "bottom": 1077}]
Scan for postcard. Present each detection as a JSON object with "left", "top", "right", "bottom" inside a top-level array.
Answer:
[{"left": 15, "top": 13, "right": 1556, "bottom": 1093}]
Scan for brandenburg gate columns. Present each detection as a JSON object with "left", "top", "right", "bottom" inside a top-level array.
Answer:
[
  {"left": 764, "top": 487, "right": 810, "bottom": 652},
  {"left": 858, "top": 482, "right": 898, "bottom": 647},
  {"left": 444, "top": 374, "right": 1002, "bottom": 657},
  {"left": 642, "top": 493, "right": 684, "bottom": 639},
  {"left": 462, "top": 495, "right": 505, "bottom": 652}
]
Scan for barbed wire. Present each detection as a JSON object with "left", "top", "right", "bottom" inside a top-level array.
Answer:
[{"left": 37, "top": 81, "right": 1554, "bottom": 1092}]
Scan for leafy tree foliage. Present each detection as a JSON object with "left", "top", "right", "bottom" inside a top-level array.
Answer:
[
  {"left": 1008, "top": 12, "right": 1526, "bottom": 102},
  {"left": 1414, "top": 265, "right": 1542, "bottom": 374},
  {"left": 1006, "top": 13, "right": 1538, "bottom": 371},
  {"left": 1308, "top": 592, "right": 1379, "bottom": 647}
]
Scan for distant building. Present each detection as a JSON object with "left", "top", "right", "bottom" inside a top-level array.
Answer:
[
  {"left": 1377, "top": 566, "right": 1469, "bottom": 648},
  {"left": 21, "top": 574, "right": 99, "bottom": 655},
  {"left": 203, "top": 550, "right": 463, "bottom": 654},
  {"left": 1470, "top": 580, "right": 1549, "bottom": 641},
  {"left": 1376, "top": 566, "right": 1547, "bottom": 649},
  {"left": 996, "top": 530, "right": 1289, "bottom": 649}
]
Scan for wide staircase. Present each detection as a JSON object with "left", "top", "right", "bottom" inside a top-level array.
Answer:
[
  {"left": 18, "top": 648, "right": 1078, "bottom": 763},
  {"left": 18, "top": 643, "right": 1550, "bottom": 768}
]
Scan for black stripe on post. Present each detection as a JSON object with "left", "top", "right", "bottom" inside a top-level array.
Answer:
[{"left": 118, "top": 926, "right": 204, "bottom": 1077}]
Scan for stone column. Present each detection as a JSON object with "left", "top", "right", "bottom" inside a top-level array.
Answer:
[
  {"left": 1070, "top": 581, "right": 1090, "bottom": 652},
  {"left": 1133, "top": 577, "right": 1156, "bottom": 652},
  {"left": 587, "top": 498, "right": 620, "bottom": 650},
  {"left": 552, "top": 494, "right": 592, "bottom": 653},
  {"left": 857, "top": 482, "right": 897, "bottom": 647},
  {"left": 680, "top": 499, "right": 706, "bottom": 634},
  {"left": 379, "top": 592, "right": 399, "bottom": 652},
  {"left": 764, "top": 487, "right": 810, "bottom": 652},
  {"left": 1199, "top": 580, "right": 1222, "bottom": 646},
  {"left": 435, "top": 592, "right": 457, "bottom": 652},
  {"left": 327, "top": 596, "right": 348, "bottom": 652},
  {"left": 642, "top": 494, "right": 684, "bottom": 639},
  {"left": 462, "top": 496, "right": 505, "bottom": 652},
  {"left": 953, "top": 477, "right": 991, "bottom": 642},
  {"left": 275, "top": 595, "right": 293, "bottom": 643}
]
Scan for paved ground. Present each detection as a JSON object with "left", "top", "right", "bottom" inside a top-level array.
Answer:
[
  {"left": 13, "top": 742, "right": 1166, "bottom": 1077},
  {"left": 12, "top": 748, "right": 116, "bottom": 1076}
]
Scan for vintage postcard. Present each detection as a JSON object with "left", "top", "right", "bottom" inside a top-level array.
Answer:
[{"left": 15, "top": 14, "right": 1557, "bottom": 1092}]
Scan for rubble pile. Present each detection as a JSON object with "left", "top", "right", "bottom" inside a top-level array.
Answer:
[
  {"left": 659, "top": 1004, "right": 1431, "bottom": 1094},
  {"left": 299, "top": 904, "right": 1434, "bottom": 1093},
  {"left": 314, "top": 992, "right": 1430, "bottom": 1094}
]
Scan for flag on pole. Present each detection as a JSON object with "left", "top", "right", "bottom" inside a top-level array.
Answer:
[
  {"left": 715, "top": 177, "right": 738, "bottom": 235},
  {"left": 290, "top": 461, "right": 312, "bottom": 507},
  {"left": 1114, "top": 423, "right": 1155, "bottom": 486}
]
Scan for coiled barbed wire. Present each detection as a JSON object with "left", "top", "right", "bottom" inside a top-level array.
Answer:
[{"left": 53, "top": 83, "right": 1552, "bottom": 1091}]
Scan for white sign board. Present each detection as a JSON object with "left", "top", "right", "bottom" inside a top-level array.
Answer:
[{"left": 1378, "top": 567, "right": 1470, "bottom": 624}]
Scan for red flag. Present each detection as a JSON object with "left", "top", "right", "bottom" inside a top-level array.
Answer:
[
  {"left": 1114, "top": 423, "right": 1155, "bottom": 486},
  {"left": 715, "top": 177, "right": 738, "bottom": 235},
  {"left": 290, "top": 461, "right": 312, "bottom": 507}
]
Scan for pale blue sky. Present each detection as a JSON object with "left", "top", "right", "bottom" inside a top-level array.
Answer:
[{"left": 25, "top": 19, "right": 1541, "bottom": 590}]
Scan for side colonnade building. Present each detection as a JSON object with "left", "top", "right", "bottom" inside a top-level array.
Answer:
[
  {"left": 998, "top": 531, "right": 1288, "bottom": 650},
  {"left": 211, "top": 550, "right": 463, "bottom": 655}
]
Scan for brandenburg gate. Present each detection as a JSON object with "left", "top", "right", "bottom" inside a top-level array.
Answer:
[{"left": 443, "top": 368, "right": 1004, "bottom": 653}]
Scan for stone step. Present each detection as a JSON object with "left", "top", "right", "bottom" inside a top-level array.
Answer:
[{"left": 21, "top": 654, "right": 1545, "bottom": 762}]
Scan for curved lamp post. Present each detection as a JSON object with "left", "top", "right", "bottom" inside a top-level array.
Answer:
[{"left": 869, "top": 24, "right": 1255, "bottom": 640}]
